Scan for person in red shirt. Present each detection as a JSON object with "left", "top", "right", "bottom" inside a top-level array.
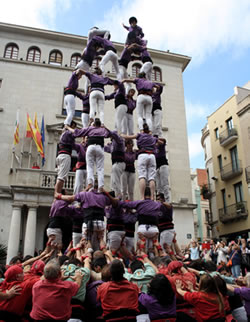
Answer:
[
  {"left": 176, "top": 273, "right": 226, "bottom": 322},
  {"left": 97, "top": 259, "right": 139, "bottom": 320},
  {"left": 30, "top": 259, "right": 82, "bottom": 321},
  {"left": 0, "top": 265, "right": 36, "bottom": 321}
]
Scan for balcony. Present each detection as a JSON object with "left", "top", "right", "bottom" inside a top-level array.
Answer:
[
  {"left": 219, "top": 127, "right": 238, "bottom": 147},
  {"left": 15, "top": 168, "right": 75, "bottom": 191},
  {"left": 246, "top": 166, "right": 250, "bottom": 184},
  {"left": 200, "top": 184, "right": 212, "bottom": 199},
  {"left": 219, "top": 201, "right": 248, "bottom": 223},
  {"left": 220, "top": 160, "right": 243, "bottom": 181}
]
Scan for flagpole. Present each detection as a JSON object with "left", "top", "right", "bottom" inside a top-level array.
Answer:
[
  {"left": 28, "top": 137, "right": 33, "bottom": 168},
  {"left": 20, "top": 117, "right": 26, "bottom": 168},
  {"left": 10, "top": 109, "right": 20, "bottom": 173}
]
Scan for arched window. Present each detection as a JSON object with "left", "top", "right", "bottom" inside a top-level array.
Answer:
[
  {"left": 132, "top": 63, "right": 142, "bottom": 78},
  {"left": 151, "top": 66, "right": 162, "bottom": 82},
  {"left": 49, "top": 50, "right": 62, "bottom": 65},
  {"left": 4, "top": 43, "right": 19, "bottom": 59},
  {"left": 70, "top": 53, "right": 81, "bottom": 68},
  {"left": 90, "top": 58, "right": 101, "bottom": 72},
  {"left": 27, "top": 46, "right": 41, "bottom": 63}
]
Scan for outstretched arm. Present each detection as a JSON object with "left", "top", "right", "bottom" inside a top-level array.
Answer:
[
  {"left": 122, "top": 78, "right": 135, "bottom": 84},
  {"left": 54, "top": 193, "right": 75, "bottom": 203},
  {"left": 120, "top": 133, "right": 137, "bottom": 140}
]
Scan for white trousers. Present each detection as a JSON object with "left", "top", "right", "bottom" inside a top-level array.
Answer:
[
  {"left": 107, "top": 231, "right": 125, "bottom": 251},
  {"left": 100, "top": 50, "right": 120, "bottom": 77},
  {"left": 72, "top": 232, "right": 82, "bottom": 247},
  {"left": 75, "top": 60, "right": 90, "bottom": 93},
  {"left": 73, "top": 169, "right": 87, "bottom": 194},
  {"left": 47, "top": 228, "right": 62, "bottom": 245},
  {"left": 56, "top": 154, "right": 71, "bottom": 181},
  {"left": 156, "top": 164, "right": 170, "bottom": 202},
  {"left": 160, "top": 229, "right": 175, "bottom": 248},
  {"left": 86, "top": 145, "right": 104, "bottom": 188},
  {"left": 111, "top": 162, "right": 126, "bottom": 197},
  {"left": 122, "top": 171, "right": 135, "bottom": 200},
  {"left": 137, "top": 154, "right": 156, "bottom": 182},
  {"left": 115, "top": 104, "right": 127, "bottom": 132},
  {"left": 64, "top": 94, "right": 75, "bottom": 125},
  {"left": 122, "top": 113, "right": 134, "bottom": 135},
  {"left": 118, "top": 65, "right": 131, "bottom": 90},
  {"left": 124, "top": 236, "right": 135, "bottom": 253},
  {"left": 89, "top": 90, "right": 105, "bottom": 124},
  {"left": 87, "top": 29, "right": 110, "bottom": 42},
  {"left": 152, "top": 109, "right": 163, "bottom": 137},
  {"left": 136, "top": 94, "right": 152, "bottom": 131},
  {"left": 81, "top": 113, "right": 89, "bottom": 128},
  {"left": 140, "top": 62, "right": 153, "bottom": 80},
  {"left": 82, "top": 220, "right": 106, "bottom": 250}
]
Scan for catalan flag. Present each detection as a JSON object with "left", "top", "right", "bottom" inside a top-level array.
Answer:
[
  {"left": 13, "top": 110, "right": 20, "bottom": 145},
  {"left": 26, "top": 113, "right": 44, "bottom": 158},
  {"left": 41, "top": 115, "right": 45, "bottom": 167}
]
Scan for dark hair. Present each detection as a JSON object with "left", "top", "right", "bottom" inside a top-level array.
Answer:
[
  {"left": 213, "top": 275, "right": 227, "bottom": 296},
  {"left": 143, "top": 123, "right": 150, "bottom": 133},
  {"left": 148, "top": 274, "right": 175, "bottom": 306},
  {"left": 113, "top": 80, "right": 119, "bottom": 86},
  {"left": 94, "top": 67, "right": 102, "bottom": 75},
  {"left": 130, "top": 259, "right": 144, "bottom": 273},
  {"left": 160, "top": 256, "right": 172, "bottom": 267},
  {"left": 129, "top": 16, "right": 137, "bottom": 24},
  {"left": 109, "top": 191, "right": 115, "bottom": 198},
  {"left": 93, "top": 257, "right": 107, "bottom": 270},
  {"left": 68, "top": 258, "right": 82, "bottom": 267},
  {"left": 144, "top": 187, "right": 151, "bottom": 198},
  {"left": 94, "top": 118, "right": 101, "bottom": 127},
  {"left": 218, "top": 265, "right": 231, "bottom": 275},
  {"left": 138, "top": 72, "right": 146, "bottom": 79},
  {"left": 101, "top": 264, "right": 111, "bottom": 282},
  {"left": 110, "top": 259, "right": 125, "bottom": 282},
  {"left": 58, "top": 255, "right": 69, "bottom": 266},
  {"left": 204, "top": 260, "right": 217, "bottom": 272},
  {"left": 125, "top": 139, "right": 133, "bottom": 147},
  {"left": 156, "top": 193, "right": 165, "bottom": 201},
  {"left": 70, "top": 120, "right": 77, "bottom": 128},
  {"left": 23, "top": 255, "right": 33, "bottom": 262},
  {"left": 9, "top": 256, "right": 22, "bottom": 265}
]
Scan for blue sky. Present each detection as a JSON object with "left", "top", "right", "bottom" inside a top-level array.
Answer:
[{"left": 2, "top": 0, "right": 250, "bottom": 169}]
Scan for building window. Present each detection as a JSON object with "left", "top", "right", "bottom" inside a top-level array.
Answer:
[
  {"left": 90, "top": 58, "right": 101, "bottom": 72},
  {"left": 226, "top": 117, "right": 233, "bottom": 130},
  {"left": 4, "top": 43, "right": 19, "bottom": 59},
  {"left": 214, "top": 128, "right": 219, "bottom": 140},
  {"left": 218, "top": 155, "right": 222, "bottom": 171},
  {"left": 222, "top": 189, "right": 226, "bottom": 211},
  {"left": 234, "top": 182, "right": 243, "bottom": 203},
  {"left": 230, "top": 145, "right": 239, "bottom": 171},
  {"left": 151, "top": 67, "right": 162, "bottom": 82},
  {"left": 70, "top": 53, "right": 81, "bottom": 68},
  {"left": 49, "top": 50, "right": 63, "bottom": 65},
  {"left": 132, "top": 63, "right": 142, "bottom": 78},
  {"left": 27, "top": 46, "right": 41, "bottom": 63},
  {"left": 0, "top": 79, "right": 2, "bottom": 88}
]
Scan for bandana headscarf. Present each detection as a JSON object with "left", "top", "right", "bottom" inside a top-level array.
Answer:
[
  {"left": 29, "top": 260, "right": 45, "bottom": 275},
  {"left": 1, "top": 265, "right": 23, "bottom": 290},
  {"left": 167, "top": 261, "right": 183, "bottom": 274}
]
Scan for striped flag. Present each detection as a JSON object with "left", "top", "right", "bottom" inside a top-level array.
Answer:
[
  {"left": 41, "top": 115, "right": 45, "bottom": 166},
  {"left": 13, "top": 110, "right": 20, "bottom": 145},
  {"left": 27, "top": 113, "right": 44, "bottom": 157}
]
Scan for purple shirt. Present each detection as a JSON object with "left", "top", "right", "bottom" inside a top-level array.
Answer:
[
  {"left": 122, "top": 208, "right": 138, "bottom": 224},
  {"left": 106, "top": 201, "right": 124, "bottom": 221},
  {"left": 81, "top": 94, "right": 90, "bottom": 113},
  {"left": 126, "top": 97, "right": 136, "bottom": 114},
  {"left": 124, "top": 151, "right": 136, "bottom": 164},
  {"left": 75, "top": 190, "right": 110, "bottom": 208},
  {"left": 134, "top": 78, "right": 155, "bottom": 92},
  {"left": 155, "top": 140, "right": 166, "bottom": 158},
  {"left": 139, "top": 293, "right": 176, "bottom": 320},
  {"left": 104, "top": 132, "right": 125, "bottom": 153},
  {"left": 105, "top": 82, "right": 126, "bottom": 101},
  {"left": 49, "top": 200, "right": 73, "bottom": 218},
  {"left": 66, "top": 72, "right": 78, "bottom": 91},
  {"left": 75, "top": 143, "right": 86, "bottom": 163},
  {"left": 92, "top": 36, "right": 115, "bottom": 52},
  {"left": 82, "top": 39, "right": 98, "bottom": 65},
  {"left": 121, "top": 199, "right": 162, "bottom": 217},
  {"left": 74, "top": 126, "right": 111, "bottom": 138},
  {"left": 234, "top": 287, "right": 250, "bottom": 315},
  {"left": 152, "top": 85, "right": 163, "bottom": 105},
  {"left": 136, "top": 133, "right": 158, "bottom": 150},
  {"left": 85, "top": 72, "right": 114, "bottom": 87}
]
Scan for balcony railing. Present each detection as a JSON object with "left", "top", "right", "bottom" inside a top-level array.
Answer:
[
  {"left": 219, "top": 201, "right": 248, "bottom": 223},
  {"left": 220, "top": 160, "right": 243, "bottom": 181},
  {"left": 246, "top": 166, "right": 250, "bottom": 184},
  {"left": 219, "top": 127, "right": 238, "bottom": 147},
  {"left": 15, "top": 168, "right": 75, "bottom": 190}
]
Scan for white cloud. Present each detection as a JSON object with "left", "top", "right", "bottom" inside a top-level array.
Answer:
[
  {"left": 0, "top": 0, "right": 74, "bottom": 29},
  {"left": 188, "top": 132, "right": 204, "bottom": 159},
  {"left": 185, "top": 100, "right": 209, "bottom": 124},
  {"left": 96, "top": 0, "right": 250, "bottom": 63}
]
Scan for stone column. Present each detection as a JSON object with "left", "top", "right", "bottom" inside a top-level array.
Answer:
[
  {"left": 23, "top": 206, "right": 37, "bottom": 256},
  {"left": 7, "top": 205, "right": 22, "bottom": 264}
]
